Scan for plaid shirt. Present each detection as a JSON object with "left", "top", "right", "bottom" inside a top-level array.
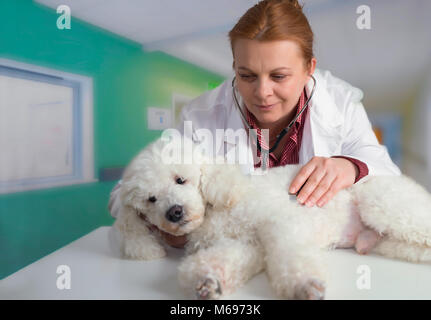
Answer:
[{"left": 245, "top": 89, "right": 368, "bottom": 183}]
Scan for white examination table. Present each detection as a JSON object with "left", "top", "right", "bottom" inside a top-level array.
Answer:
[{"left": 1, "top": 227, "right": 430, "bottom": 300}]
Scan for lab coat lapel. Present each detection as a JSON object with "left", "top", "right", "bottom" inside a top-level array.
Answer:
[
  {"left": 223, "top": 84, "right": 255, "bottom": 174},
  {"left": 299, "top": 73, "right": 344, "bottom": 163}
]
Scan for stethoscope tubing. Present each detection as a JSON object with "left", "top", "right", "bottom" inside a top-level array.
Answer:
[{"left": 232, "top": 74, "right": 317, "bottom": 155}]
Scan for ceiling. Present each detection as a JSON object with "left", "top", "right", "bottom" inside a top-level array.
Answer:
[{"left": 35, "top": 0, "right": 431, "bottom": 109}]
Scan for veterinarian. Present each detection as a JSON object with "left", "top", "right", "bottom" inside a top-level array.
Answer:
[{"left": 109, "top": 0, "right": 400, "bottom": 248}]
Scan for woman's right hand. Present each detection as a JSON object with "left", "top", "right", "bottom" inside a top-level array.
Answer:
[
  {"left": 148, "top": 222, "right": 188, "bottom": 248},
  {"left": 159, "top": 231, "right": 188, "bottom": 248}
]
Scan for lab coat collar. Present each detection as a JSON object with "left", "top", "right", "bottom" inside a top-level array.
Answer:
[
  {"left": 224, "top": 77, "right": 247, "bottom": 143},
  {"left": 305, "top": 71, "right": 344, "bottom": 131}
]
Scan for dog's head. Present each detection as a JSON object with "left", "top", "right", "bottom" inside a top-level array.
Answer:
[{"left": 119, "top": 136, "right": 210, "bottom": 236}]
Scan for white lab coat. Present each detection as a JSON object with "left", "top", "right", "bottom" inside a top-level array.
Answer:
[{"left": 176, "top": 68, "right": 401, "bottom": 178}]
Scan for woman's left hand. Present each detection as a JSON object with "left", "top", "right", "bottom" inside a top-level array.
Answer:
[{"left": 288, "top": 156, "right": 358, "bottom": 208}]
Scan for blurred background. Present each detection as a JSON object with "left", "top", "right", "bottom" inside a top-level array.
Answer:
[{"left": 0, "top": 0, "right": 430, "bottom": 280}]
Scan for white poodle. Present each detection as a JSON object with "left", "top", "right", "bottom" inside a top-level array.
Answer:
[{"left": 113, "top": 136, "right": 431, "bottom": 300}]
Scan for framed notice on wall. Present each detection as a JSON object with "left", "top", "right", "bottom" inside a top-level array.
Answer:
[{"left": 0, "top": 58, "right": 95, "bottom": 194}]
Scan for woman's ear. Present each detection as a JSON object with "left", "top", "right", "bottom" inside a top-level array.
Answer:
[
  {"left": 199, "top": 161, "right": 248, "bottom": 210},
  {"left": 307, "top": 57, "right": 317, "bottom": 79}
]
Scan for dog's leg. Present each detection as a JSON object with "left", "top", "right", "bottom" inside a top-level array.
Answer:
[
  {"left": 114, "top": 207, "right": 166, "bottom": 260},
  {"left": 352, "top": 175, "right": 431, "bottom": 248},
  {"left": 258, "top": 219, "right": 328, "bottom": 300},
  {"left": 370, "top": 237, "right": 431, "bottom": 263},
  {"left": 355, "top": 229, "right": 382, "bottom": 255},
  {"left": 178, "top": 239, "right": 264, "bottom": 300}
]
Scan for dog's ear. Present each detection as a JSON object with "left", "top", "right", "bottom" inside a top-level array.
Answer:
[
  {"left": 119, "top": 177, "right": 143, "bottom": 208},
  {"left": 199, "top": 160, "right": 248, "bottom": 210}
]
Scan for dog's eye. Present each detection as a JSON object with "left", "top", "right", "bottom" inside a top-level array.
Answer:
[
  {"left": 148, "top": 196, "right": 157, "bottom": 203},
  {"left": 176, "top": 177, "right": 186, "bottom": 185}
]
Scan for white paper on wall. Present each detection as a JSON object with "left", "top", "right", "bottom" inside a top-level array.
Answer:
[{"left": 0, "top": 74, "right": 74, "bottom": 182}]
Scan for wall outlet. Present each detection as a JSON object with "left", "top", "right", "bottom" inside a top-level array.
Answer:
[{"left": 147, "top": 107, "right": 172, "bottom": 130}]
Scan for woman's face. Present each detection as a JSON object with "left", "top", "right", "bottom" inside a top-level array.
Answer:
[{"left": 233, "top": 39, "right": 316, "bottom": 129}]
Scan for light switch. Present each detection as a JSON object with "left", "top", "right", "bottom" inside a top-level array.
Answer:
[{"left": 147, "top": 107, "right": 172, "bottom": 130}]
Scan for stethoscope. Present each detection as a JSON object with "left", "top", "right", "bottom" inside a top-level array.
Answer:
[{"left": 231, "top": 74, "right": 317, "bottom": 170}]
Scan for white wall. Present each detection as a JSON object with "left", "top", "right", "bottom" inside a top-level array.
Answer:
[{"left": 403, "top": 66, "right": 431, "bottom": 191}]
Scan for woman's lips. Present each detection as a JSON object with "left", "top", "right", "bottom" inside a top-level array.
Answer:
[{"left": 256, "top": 103, "right": 276, "bottom": 110}]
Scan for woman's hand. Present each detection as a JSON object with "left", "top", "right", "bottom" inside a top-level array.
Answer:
[
  {"left": 288, "top": 157, "right": 358, "bottom": 208},
  {"left": 140, "top": 214, "right": 188, "bottom": 249},
  {"left": 160, "top": 231, "right": 188, "bottom": 249}
]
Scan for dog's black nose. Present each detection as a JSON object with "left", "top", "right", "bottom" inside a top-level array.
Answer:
[{"left": 166, "top": 205, "right": 184, "bottom": 223}]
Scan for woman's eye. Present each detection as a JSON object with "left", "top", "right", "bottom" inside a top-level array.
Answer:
[
  {"left": 239, "top": 74, "right": 255, "bottom": 81},
  {"left": 272, "top": 74, "right": 286, "bottom": 81},
  {"left": 176, "top": 177, "right": 186, "bottom": 185},
  {"left": 148, "top": 196, "right": 157, "bottom": 203}
]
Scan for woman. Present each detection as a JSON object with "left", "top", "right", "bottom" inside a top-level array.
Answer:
[{"left": 109, "top": 0, "right": 400, "bottom": 247}]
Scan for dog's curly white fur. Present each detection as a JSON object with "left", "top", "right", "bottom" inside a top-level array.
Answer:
[{"left": 114, "top": 137, "right": 431, "bottom": 299}]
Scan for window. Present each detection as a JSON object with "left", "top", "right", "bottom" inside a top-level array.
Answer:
[{"left": 0, "top": 58, "right": 95, "bottom": 194}]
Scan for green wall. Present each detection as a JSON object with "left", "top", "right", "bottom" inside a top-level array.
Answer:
[{"left": 0, "top": 0, "right": 225, "bottom": 279}]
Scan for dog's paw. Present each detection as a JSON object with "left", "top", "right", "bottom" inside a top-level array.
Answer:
[
  {"left": 124, "top": 240, "right": 166, "bottom": 260},
  {"left": 355, "top": 229, "right": 381, "bottom": 255},
  {"left": 195, "top": 277, "right": 222, "bottom": 300},
  {"left": 294, "top": 278, "right": 326, "bottom": 300}
]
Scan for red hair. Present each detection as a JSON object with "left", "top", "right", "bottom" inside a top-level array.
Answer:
[{"left": 228, "top": 0, "right": 314, "bottom": 68}]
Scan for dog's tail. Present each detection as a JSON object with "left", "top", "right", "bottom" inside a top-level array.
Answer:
[{"left": 371, "top": 237, "right": 431, "bottom": 263}]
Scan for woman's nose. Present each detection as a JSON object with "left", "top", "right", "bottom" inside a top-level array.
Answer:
[{"left": 254, "top": 78, "right": 273, "bottom": 100}]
